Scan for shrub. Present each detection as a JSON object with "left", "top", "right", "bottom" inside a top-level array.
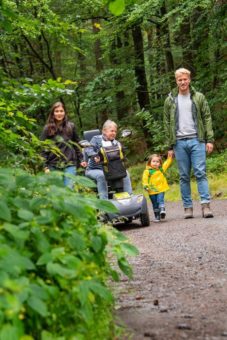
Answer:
[
  {"left": 206, "top": 149, "right": 227, "bottom": 174},
  {"left": 0, "top": 168, "right": 138, "bottom": 339}
]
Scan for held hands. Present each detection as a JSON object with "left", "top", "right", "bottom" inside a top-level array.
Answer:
[
  {"left": 206, "top": 143, "right": 213, "bottom": 154},
  {"left": 44, "top": 167, "right": 50, "bottom": 174},
  {"left": 168, "top": 150, "right": 174, "bottom": 158}
]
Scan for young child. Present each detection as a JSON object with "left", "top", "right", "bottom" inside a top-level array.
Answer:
[{"left": 142, "top": 154, "right": 173, "bottom": 222}]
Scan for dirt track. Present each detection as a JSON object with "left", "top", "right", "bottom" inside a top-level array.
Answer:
[{"left": 115, "top": 200, "right": 227, "bottom": 340}]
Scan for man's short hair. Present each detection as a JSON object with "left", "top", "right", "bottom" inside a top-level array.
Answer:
[
  {"left": 102, "top": 119, "right": 117, "bottom": 131},
  {"left": 175, "top": 68, "right": 191, "bottom": 79}
]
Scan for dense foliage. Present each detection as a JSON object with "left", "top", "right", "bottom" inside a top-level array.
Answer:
[
  {"left": 0, "top": 0, "right": 226, "bottom": 163},
  {"left": 0, "top": 168, "right": 138, "bottom": 339}
]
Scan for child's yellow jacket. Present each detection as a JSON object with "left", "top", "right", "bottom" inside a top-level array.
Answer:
[{"left": 142, "top": 157, "right": 173, "bottom": 195}]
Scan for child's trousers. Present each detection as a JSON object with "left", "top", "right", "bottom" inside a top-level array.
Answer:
[{"left": 149, "top": 192, "right": 165, "bottom": 211}]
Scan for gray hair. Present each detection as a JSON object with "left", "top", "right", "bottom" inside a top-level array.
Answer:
[{"left": 102, "top": 119, "right": 117, "bottom": 131}]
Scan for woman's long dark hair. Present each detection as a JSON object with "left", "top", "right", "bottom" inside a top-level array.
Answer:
[{"left": 46, "top": 102, "right": 71, "bottom": 136}]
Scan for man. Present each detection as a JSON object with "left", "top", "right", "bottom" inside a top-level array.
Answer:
[
  {"left": 83, "top": 120, "right": 132, "bottom": 199},
  {"left": 163, "top": 68, "right": 214, "bottom": 218}
]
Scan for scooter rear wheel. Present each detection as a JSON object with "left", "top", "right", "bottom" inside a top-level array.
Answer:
[{"left": 140, "top": 197, "right": 150, "bottom": 226}]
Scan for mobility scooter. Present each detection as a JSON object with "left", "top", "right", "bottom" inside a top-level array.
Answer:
[{"left": 80, "top": 129, "right": 150, "bottom": 227}]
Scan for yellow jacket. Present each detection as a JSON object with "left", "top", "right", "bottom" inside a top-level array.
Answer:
[{"left": 142, "top": 157, "right": 173, "bottom": 195}]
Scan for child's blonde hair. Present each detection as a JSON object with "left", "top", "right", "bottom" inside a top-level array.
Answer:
[{"left": 147, "top": 154, "right": 162, "bottom": 166}]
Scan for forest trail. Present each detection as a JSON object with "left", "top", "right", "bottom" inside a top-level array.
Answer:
[{"left": 115, "top": 200, "right": 227, "bottom": 340}]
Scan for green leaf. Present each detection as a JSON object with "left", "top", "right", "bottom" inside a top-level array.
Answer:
[
  {"left": 3, "top": 223, "right": 29, "bottom": 241},
  {"left": 121, "top": 242, "right": 139, "bottom": 256},
  {"left": 16, "top": 174, "right": 34, "bottom": 187},
  {"left": 109, "top": 268, "right": 120, "bottom": 282},
  {"left": 73, "top": 175, "right": 97, "bottom": 188},
  {"left": 118, "top": 257, "right": 132, "bottom": 278},
  {"left": 91, "top": 236, "right": 103, "bottom": 253},
  {"left": 37, "top": 252, "right": 52, "bottom": 266},
  {"left": 62, "top": 202, "right": 86, "bottom": 217},
  {"left": 0, "top": 169, "right": 15, "bottom": 190},
  {"left": 86, "top": 197, "right": 119, "bottom": 213},
  {"left": 3, "top": 254, "right": 35, "bottom": 273},
  {"left": 27, "top": 296, "right": 48, "bottom": 317},
  {"left": 17, "top": 209, "right": 34, "bottom": 221},
  {"left": 47, "top": 262, "right": 76, "bottom": 279},
  {"left": 109, "top": 0, "right": 125, "bottom": 16},
  {"left": 0, "top": 246, "right": 35, "bottom": 273},
  {"left": 31, "top": 228, "right": 50, "bottom": 253},
  {"left": 29, "top": 197, "right": 48, "bottom": 210},
  {"left": 89, "top": 281, "right": 112, "bottom": 302},
  {"left": 0, "top": 201, "right": 11, "bottom": 222},
  {"left": 68, "top": 231, "right": 86, "bottom": 251},
  {"left": 13, "top": 197, "right": 30, "bottom": 210},
  {"left": 0, "top": 324, "right": 21, "bottom": 340},
  {"left": 30, "top": 283, "right": 49, "bottom": 300},
  {"left": 41, "top": 330, "right": 63, "bottom": 340}
]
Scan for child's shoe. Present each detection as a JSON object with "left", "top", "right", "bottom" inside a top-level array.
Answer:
[
  {"left": 160, "top": 207, "right": 166, "bottom": 219},
  {"left": 154, "top": 210, "right": 160, "bottom": 222}
]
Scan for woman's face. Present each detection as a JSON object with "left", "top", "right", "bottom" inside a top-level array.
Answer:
[
  {"left": 103, "top": 125, "right": 117, "bottom": 141},
  {"left": 53, "top": 105, "right": 65, "bottom": 122}
]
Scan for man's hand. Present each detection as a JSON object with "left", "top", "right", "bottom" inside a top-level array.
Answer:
[
  {"left": 206, "top": 143, "right": 213, "bottom": 154},
  {"left": 44, "top": 167, "right": 50, "bottom": 174}
]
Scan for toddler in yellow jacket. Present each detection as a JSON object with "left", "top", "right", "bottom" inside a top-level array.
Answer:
[{"left": 142, "top": 154, "right": 173, "bottom": 222}]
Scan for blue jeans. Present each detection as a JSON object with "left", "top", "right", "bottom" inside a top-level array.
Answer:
[
  {"left": 63, "top": 166, "right": 76, "bottom": 189},
  {"left": 85, "top": 168, "right": 132, "bottom": 200},
  {"left": 49, "top": 166, "right": 76, "bottom": 189},
  {"left": 174, "top": 138, "right": 210, "bottom": 207},
  {"left": 149, "top": 192, "right": 165, "bottom": 212}
]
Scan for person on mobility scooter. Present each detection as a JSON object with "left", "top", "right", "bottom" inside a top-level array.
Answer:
[
  {"left": 82, "top": 120, "right": 132, "bottom": 200},
  {"left": 81, "top": 120, "right": 150, "bottom": 226}
]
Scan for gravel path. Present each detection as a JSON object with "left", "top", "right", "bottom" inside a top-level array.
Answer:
[{"left": 115, "top": 199, "right": 227, "bottom": 340}]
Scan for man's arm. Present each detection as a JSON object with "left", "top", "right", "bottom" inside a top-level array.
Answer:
[
  {"left": 201, "top": 95, "right": 214, "bottom": 143},
  {"left": 200, "top": 94, "right": 214, "bottom": 154}
]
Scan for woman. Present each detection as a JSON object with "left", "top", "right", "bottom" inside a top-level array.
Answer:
[
  {"left": 84, "top": 119, "right": 132, "bottom": 199},
  {"left": 40, "top": 101, "right": 82, "bottom": 188}
]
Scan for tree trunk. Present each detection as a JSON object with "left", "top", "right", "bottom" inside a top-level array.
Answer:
[
  {"left": 92, "top": 18, "right": 108, "bottom": 126},
  {"left": 131, "top": 25, "right": 150, "bottom": 111},
  {"left": 110, "top": 35, "right": 131, "bottom": 121},
  {"left": 160, "top": 3, "right": 174, "bottom": 73}
]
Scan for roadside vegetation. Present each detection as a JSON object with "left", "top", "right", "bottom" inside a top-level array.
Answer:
[{"left": 0, "top": 168, "right": 138, "bottom": 339}]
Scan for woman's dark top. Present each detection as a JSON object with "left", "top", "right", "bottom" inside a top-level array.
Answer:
[{"left": 40, "top": 122, "right": 82, "bottom": 169}]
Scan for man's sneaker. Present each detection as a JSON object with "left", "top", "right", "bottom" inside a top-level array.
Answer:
[
  {"left": 201, "top": 203, "right": 214, "bottom": 218},
  {"left": 184, "top": 207, "right": 193, "bottom": 219},
  {"left": 160, "top": 207, "right": 166, "bottom": 219}
]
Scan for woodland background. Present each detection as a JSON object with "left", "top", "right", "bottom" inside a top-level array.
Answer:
[
  {"left": 0, "top": 0, "right": 226, "bottom": 170},
  {"left": 0, "top": 1, "right": 226, "bottom": 338}
]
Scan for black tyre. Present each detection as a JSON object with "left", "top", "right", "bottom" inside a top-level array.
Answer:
[
  {"left": 140, "top": 211, "right": 150, "bottom": 226},
  {"left": 140, "top": 197, "right": 150, "bottom": 226}
]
